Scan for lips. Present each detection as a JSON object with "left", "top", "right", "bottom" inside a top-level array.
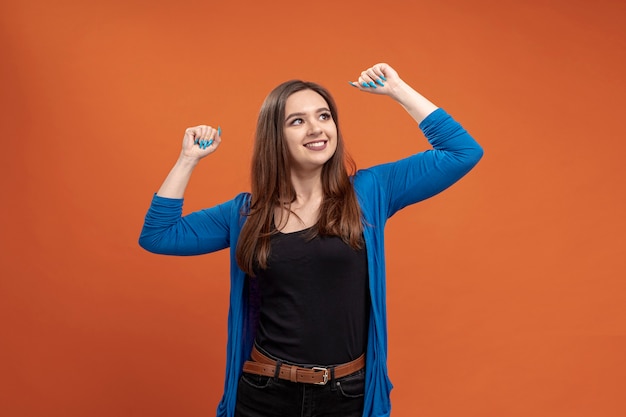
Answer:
[{"left": 304, "top": 140, "right": 328, "bottom": 150}]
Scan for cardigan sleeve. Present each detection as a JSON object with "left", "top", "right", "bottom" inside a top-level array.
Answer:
[
  {"left": 359, "top": 108, "right": 483, "bottom": 218},
  {"left": 138, "top": 193, "right": 244, "bottom": 255}
]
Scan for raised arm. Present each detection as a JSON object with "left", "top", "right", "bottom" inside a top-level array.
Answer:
[
  {"left": 350, "top": 63, "right": 483, "bottom": 217},
  {"left": 138, "top": 125, "right": 233, "bottom": 255}
]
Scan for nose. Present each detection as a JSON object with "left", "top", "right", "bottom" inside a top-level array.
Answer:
[{"left": 307, "top": 119, "right": 322, "bottom": 136}]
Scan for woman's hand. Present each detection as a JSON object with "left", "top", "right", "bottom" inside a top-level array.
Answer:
[
  {"left": 349, "top": 63, "right": 438, "bottom": 124},
  {"left": 349, "top": 63, "right": 406, "bottom": 98},
  {"left": 156, "top": 125, "right": 222, "bottom": 199},
  {"left": 180, "top": 125, "right": 222, "bottom": 161}
]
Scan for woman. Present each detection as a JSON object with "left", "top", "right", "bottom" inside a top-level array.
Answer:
[{"left": 139, "top": 63, "right": 483, "bottom": 417}]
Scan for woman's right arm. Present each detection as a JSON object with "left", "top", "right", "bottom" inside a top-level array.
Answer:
[{"left": 138, "top": 125, "right": 231, "bottom": 255}]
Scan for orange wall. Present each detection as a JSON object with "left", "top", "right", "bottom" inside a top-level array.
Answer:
[{"left": 1, "top": 0, "right": 625, "bottom": 416}]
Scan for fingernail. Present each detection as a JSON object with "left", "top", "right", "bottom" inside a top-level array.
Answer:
[
  {"left": 380, "top": 75, "right": 387, "bottom": 81},
  {"left": 376, "top": 79, "right": 385, "bottom": 87},
  {"left": 368, "top": 82, "right": 377, "bottom": 88},
  {"left": 194, "top": 138, "right": 199, "bottom": 145},
  {"left": 348, "top": 81, "right": 357, "bottom": 88},
  {"left": 361, "top": 82, "right": 369, "bottom": 88},
  {"left": 208, "top": 139, "right": 214, "bottom": 147},
  {"left": 217, "top": 126, "right": 222, "bottom": 136}
]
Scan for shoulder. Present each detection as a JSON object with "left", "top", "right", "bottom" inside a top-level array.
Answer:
[
  {"left": 352, "top": 168, "right": 386, "bottom": 210},
  {"left": 352, "top": 159, "right": 403, "bottom": 188},
  {"left": 353, "top": 167, "right": 378, "bottom": 192},
  {"left": 233, "top": 192, "right": 251, "bottom": 207},
  {"left": 224, "top": 192, "right": 251, "bottom": 217},
  {"left": 199, "top": 192, "right": 250, "bottom": 222}
]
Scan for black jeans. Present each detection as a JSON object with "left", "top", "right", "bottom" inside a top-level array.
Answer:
[{"left": 234, "top": 368, "right": 365, "bottom": 417}]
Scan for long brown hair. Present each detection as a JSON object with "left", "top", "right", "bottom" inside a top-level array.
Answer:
[{"left": 236, "top": 80, "right": 363, "bottom": 276}]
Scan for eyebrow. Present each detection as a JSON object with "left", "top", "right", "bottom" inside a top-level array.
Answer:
[{"left": 285, "top": 107, "right": 331, "bottom": 122}]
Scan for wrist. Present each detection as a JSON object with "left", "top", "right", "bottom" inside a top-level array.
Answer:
[
  {"left": 387, "top": 80, "right": 417, "bottom": 104},
  {"left": 176, "top": 153, "right": 200, "bottom": 169},
  {"left": 387, "top": 81, "right": 438, "bottom": 124}
]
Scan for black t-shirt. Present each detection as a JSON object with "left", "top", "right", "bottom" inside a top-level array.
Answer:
[{"left": 254, "top": 227, "right": 369, "bottom": 366}]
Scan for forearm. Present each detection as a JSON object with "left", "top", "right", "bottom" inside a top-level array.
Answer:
[
  {"left": 156, "top": 154, "right": 199, "bottom": 199},
  {"left": 388, "top": 81, "right": 439, "bottom": 125}
]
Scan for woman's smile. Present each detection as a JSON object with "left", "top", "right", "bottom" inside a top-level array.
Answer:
[{"left": 303, "top": 140, "right": 328, "bottom": 150}]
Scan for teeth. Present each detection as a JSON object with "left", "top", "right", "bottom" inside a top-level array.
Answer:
[{"left": 305, "top": 141, "right": 326, "bottom": 148}]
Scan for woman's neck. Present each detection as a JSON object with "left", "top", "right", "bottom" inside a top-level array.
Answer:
[
  {"left": 274, "top": 170, "right": 324, "bottom": 233},
  {"left": 289, "top": 169, "right": 323, "bottom": 205}
]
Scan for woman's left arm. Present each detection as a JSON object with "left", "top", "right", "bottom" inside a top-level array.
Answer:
[{"left": 350, "top": 63, "right": 484, "bottom": 217}]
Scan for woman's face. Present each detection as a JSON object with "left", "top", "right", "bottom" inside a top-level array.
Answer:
[{"left": 282, "top": 89, "right": 338, "bottom": 173}]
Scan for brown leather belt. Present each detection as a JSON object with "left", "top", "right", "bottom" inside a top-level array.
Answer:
[{"left": 242, "top": 346, "right": 365, "bottom": 386}]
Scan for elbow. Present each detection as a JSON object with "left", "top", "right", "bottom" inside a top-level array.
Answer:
[
  {"left": 138, "top": 233, "right": 161, "bottom": 254},
  {"left": 455, "top": 143, "right": 484, "bottom": 174},
  {"left": 471, "top": 143, "right": 484, "bottom": 165},
  {"left": 138, "top": 235, "right": 152, "bottom": 252},
  {"left": 462, "top": 140, "right": 484, "bottom": 167}
]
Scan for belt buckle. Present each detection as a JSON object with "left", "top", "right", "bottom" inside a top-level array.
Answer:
[{"left": 311, "top": 367, "right": 329, "bottom": 385}]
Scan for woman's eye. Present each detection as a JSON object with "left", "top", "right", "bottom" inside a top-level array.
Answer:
[
  {"left": 291, "top": 118, "right": 303, "bottom": 125},
  {"left": 320, "top": 113, "right": 331, "bottom": 120}
]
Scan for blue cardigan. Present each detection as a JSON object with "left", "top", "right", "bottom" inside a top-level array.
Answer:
[{"left": 139, "top": 108, "right": 483, "bottom": 416}]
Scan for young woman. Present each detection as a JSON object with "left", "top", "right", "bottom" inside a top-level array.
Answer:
[{"left": 139, "top": 63, "right": 483, "bottom": 417}]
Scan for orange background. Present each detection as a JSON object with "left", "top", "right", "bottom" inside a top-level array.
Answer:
[{"left": 1, "top": 0, "right": 625, "bottom": 416}]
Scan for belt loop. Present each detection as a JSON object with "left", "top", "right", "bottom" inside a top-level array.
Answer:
[
  {"left": 273, "top": 360, "right": 283, "bottom": 382},
  {"left": 329, "top": 367, "right": 337, "bottom": 391}
]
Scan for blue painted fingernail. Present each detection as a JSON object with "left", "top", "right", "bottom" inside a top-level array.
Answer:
[
  {"left": 208, "top": 139, "right": 214, "bottom": 146},
  {"left": 368, "top": 82, "right": 377, "bottom": 88},
  {"left": 194, "top": 138, "right": 199, "bottom": 145},
  {"left": 361, "top": 82, "right": 369, "bottom": 88},
  {"left": 376, "top": 79, "right": 385, "bottom": 87},
  {"left": 348, "top": 81, "right": 357, "bottom": 88},
  {"left": 217, "top": 126, "right": 222, "bottom": 136},
  {"left": 380, "top": 75, "right": 387, "bottom": 81}
]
